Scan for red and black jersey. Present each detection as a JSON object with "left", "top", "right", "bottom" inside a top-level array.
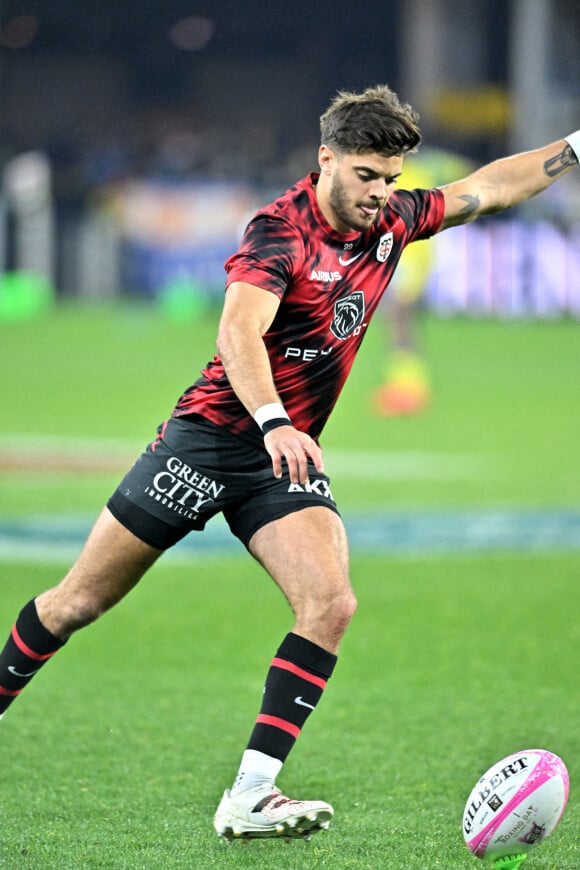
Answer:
[{"left": 173, "top": 172, "right": 444, "bottom": 446}]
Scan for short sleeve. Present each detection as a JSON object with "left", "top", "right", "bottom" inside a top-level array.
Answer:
[
  {"left": 383, "top": 188, "right": 445, "bottom": 243},
  {"left": 225, "top": 215, "right": 305, "bottom": 299}
]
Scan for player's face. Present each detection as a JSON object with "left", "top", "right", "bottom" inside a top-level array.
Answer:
[{"left": 321, "top": 148, "right": 403, "bottom": 233}]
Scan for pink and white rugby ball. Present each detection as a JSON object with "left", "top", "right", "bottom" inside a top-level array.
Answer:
[{"left": 463, "top": 749, "right": 569, "bottom": 863}]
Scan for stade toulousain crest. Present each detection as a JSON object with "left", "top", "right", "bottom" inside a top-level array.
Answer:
[
  {"left": 330, "top": 291, "right": 365, "bottom": 339},
  {"left": 377, "top": 231, "right": 393, "bottom": 262}
]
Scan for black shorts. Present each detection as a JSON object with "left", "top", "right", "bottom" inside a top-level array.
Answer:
[{"left": 107, "top": 416, "right": 339, "bottom": 550}]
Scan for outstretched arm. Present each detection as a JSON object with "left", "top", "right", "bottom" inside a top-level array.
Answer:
[
  {"left": 217, "top": 280, "right": 324, "bottom": 483},
  {"left": 439, "top": 134, "right": 579, "bottom": 230}
]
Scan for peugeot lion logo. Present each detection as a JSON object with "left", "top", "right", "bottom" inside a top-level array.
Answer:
[{"left": 330, "top": 291, "right": 365, "bottom": 339}]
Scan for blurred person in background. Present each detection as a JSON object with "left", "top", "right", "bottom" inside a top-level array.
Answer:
[
  {"left": 373, "top": 147, "right": 473, "bottom": 416},
  {"left": 0, "top": 85, "right": 578, "bottom": 847}
]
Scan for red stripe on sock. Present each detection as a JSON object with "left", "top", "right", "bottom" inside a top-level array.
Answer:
[
  {"left": 256, "top": 714, "right": 301, "bottom": 738},
  {"left": 11, "top": 625, "right": 55, "bottom": 662},
  {"left": 0, "top": 684, "right": 22, "bottom": 697},
  {"left": 270, "top": 657, "right": 327, "bottom": 689}
]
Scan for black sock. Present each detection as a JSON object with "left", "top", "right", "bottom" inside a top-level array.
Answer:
[
  {"left": 247, "top": 632, "right": 337, "bottom": 762},
  {"left": 0, "top": 599, "right": 66, "bottom": 718}
]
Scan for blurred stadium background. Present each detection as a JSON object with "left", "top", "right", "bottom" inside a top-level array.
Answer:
[
  {"left": 1, "top": 4, "right": 580, "bottom": 867},
  {"left": 0, "top": 0, "right": 579, "bottom": 312}
]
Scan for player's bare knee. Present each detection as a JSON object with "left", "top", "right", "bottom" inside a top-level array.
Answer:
[
  {"left": 36, "top": 586, "right": 111, "bottom": 638},
  {"left": 332, "top": 589, "right": 357, "bottom": 634},
  {"left": 307, "top": 587, "right": 357, "bottom": 639},
  {"left": 345, "top": 589, "right": 358, "bottom": 622},
  {"left": 62, "top": 595, "right": 108, "bottom": 632}
]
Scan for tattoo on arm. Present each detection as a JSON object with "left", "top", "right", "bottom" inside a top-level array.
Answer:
[
  {"left": 544, "top": 144, "right": 578, "bottom": 177},
  {"left": 457, "top": 193, "right": 480, "bottom": 218}
]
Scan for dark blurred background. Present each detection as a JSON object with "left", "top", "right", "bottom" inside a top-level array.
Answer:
[{"left": 0, "top": 0, "right": 579, "bottom": 310}]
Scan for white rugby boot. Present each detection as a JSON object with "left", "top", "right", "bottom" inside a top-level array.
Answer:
[{"left": 213, "top": 783, "right": 333, "bottom": 842}]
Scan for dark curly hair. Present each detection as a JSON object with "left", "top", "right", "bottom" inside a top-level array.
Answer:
[{"left": 320, "top": 84, "right": 421, "bottom": 157}]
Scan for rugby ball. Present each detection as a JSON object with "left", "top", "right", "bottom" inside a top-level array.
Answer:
[{"left": 463, "top": 749, "right": 569, "bottom": 864}]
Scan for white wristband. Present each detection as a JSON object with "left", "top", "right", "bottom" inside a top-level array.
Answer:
[
  {"left": 564, "top": 131, "right": 580, "bottom": 161},
  {"left": 253, "top": 402, "right": 290, "bottom": 429}
]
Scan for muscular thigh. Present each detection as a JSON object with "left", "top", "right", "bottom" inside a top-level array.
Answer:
[
  {"left": 36, "top": 507, "right": 162, "bottom": 637},
  {"left": 248, "top": 506, "right": 352, "bottom": 608}
]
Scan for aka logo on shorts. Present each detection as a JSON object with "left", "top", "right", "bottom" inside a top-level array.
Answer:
[{"left": 287, "top": 478, "right": 333, "bottom": 498}]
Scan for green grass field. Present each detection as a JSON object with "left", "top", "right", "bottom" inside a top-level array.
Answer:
[{"left": 0, "top": 303, "right": 579, "bottom": 869}]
